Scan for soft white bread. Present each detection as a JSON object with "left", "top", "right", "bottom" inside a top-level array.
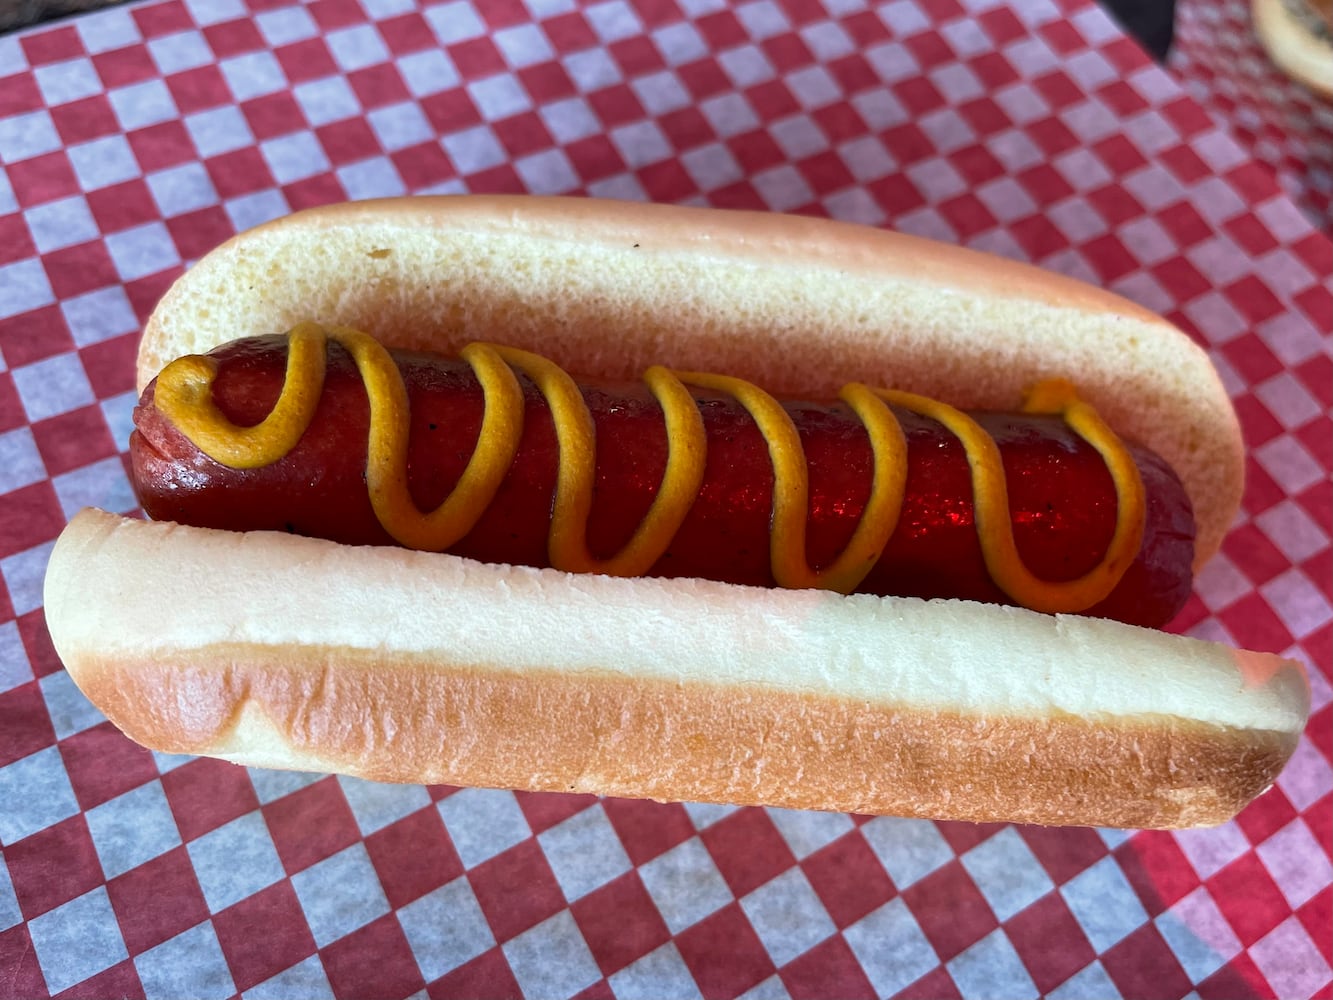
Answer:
[
  {"left": 46, "top": 509, "right": 1308, "bottom": 829},
  {"left": 137, "top": 195, "right": 1242, "bottom": 568}
]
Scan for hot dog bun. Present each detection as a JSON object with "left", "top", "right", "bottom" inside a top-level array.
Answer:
[
  {"left": 46, "top": 508, "right": 1309, "bottom": 829},
  {"left": 138, "top": 195, "right": 1242, "bottom": 569}
]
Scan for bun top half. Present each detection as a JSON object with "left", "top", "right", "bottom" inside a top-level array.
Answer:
[{"left": 138, "top": 195, "right": 1243, "bottom": 568}]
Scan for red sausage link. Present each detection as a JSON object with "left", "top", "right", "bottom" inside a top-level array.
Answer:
[{"left": 130, "top": 335, "right": 1196, "bottom": 628}]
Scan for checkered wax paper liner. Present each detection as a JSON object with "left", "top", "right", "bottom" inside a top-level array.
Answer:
[
  {"left": 1170, "top": 0, "right": 1333, "bottom": 236},
  {"left": 0, "top": 0, "right": 1329, "bottom": 997}
]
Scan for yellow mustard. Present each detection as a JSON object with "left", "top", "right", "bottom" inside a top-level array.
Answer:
[{"left": 154, "top": 322, "right": 1146, "bottom": 613}]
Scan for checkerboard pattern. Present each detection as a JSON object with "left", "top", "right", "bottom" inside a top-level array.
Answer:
[
  {"left": 1171, "top": 0, "right": 1333, "bottom": 234},
  {"left": 1, "top": 0, "right": 1330, "bottom": 996}
]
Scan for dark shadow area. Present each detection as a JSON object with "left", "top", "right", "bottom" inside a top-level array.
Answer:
[
  {"left": 1100, "top": 0, "right": 1180, "bottom": 60},
  {"left": 0, "top": 0, "right": 130, "bottom": 33}
]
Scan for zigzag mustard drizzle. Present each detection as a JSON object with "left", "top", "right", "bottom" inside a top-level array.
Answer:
[{"left": 154, "top": 322, "right": 1147, "bottom": 614}]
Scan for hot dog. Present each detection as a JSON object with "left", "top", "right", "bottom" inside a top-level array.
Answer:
[
  {"left": 43, "top": 196, "right": 1310, "bottom": 828},
  {"left": 131, "top": 328, "right": 1195, "bottom": 627}
]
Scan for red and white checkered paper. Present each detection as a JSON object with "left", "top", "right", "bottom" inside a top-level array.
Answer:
[
  {"left": 1171, "top": 0, "right": 1333, "bottom": 235},
  {"left": 1, "top": 0, "right": 1330, "bottom": 997}
]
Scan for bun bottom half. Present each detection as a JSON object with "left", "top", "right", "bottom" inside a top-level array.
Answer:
[{"left": 45, "top": 509, "right": 1308, "bottom": 829}]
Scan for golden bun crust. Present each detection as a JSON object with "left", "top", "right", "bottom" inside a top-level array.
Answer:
[
  {"left": 45, "top": 509, "right": 1309, "bottom": 828},
  {"left": 1254, "top": 0, "right": 1333, "bottom": 98},
  {"left": 138, "top": 195, "right": 1242, "bottom": 568}
]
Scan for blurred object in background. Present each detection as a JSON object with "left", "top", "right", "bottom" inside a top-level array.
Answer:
[
  {"left": 1172, "top": 0, "right": 1333, "bottom": 232},
  {"left": 1253, "top": 0, "right": 1333, "bottom": 98}
]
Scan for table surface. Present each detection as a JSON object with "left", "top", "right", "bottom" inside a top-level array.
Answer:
[{"left": 0, "top": 1, "right": 1330, "bottom": 998}]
